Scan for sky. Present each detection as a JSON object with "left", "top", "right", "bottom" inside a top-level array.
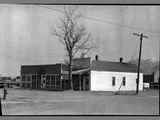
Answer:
[{"left": 0, "top": 5, "right": 159, "bottom": 77}]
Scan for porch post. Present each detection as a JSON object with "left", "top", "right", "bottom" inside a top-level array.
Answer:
[
  {"left": 55, "top": 75, "right": 57, "bottom": 89},
  {"left": 60, "top": 75, "right": 62, "bottom": 90},
  {"left": 79, "top": 74, "right": 81, "bottom": 91},
  {"left": 36, "top": 73, "right": 37, "bottom": 89},
  {"left": 83, "top": 76, "right": 85, "bottom": 91},
  {"left": 30, "top": 74, "right": 32, "bottom": 89}
]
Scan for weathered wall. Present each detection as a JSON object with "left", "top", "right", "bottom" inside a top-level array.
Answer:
[
  {"left": 21, "top": 64, "right": 61, "bottom": 75},
  {"left": 91, "top": 71, "right": 143, "bottom": 91}
]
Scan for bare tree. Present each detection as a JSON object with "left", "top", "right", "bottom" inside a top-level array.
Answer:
[{"left": 54, "top": 6, "right": 94, "bottom": 90}]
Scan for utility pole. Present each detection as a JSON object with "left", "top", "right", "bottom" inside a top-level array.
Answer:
[{"left": 133, "top": 33, "right": 148, "bottom": 94}]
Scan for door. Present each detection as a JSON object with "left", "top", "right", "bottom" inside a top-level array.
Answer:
[{"left": 41, "top": 74, "right": 46, "bottom": 88}]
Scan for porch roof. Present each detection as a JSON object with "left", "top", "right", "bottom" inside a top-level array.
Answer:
[
  {"left": 72, "top": 68, "right": 90, "bottom": 75},
  {"left": 61, "top": 68, "right": 90, "bottom": 75}
]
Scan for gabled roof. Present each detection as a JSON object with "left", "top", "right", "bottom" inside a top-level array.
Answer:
[{"left": 91, "top": 60, "right": 141, "bottom": 73}]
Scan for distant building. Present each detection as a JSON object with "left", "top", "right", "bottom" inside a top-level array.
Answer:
[
  {"left": 143, "top": 64, "right": 159, "bottom": 89},
  {"left": 154, "top": 67, "right": 159, "bottom": 83},
  {"left": 143, "top": 73, "right": 154, "bottom": 88},
  {"left": 9, "top": 76, "right": 21, "bottom": 87},
  {"left": 150, "top": 66, "right": 159, "bottom": 89},
  {"left": 0, "top": 76, "right": 12, "bottom": 88},
  {"left": 20, "top": 57, "right": 143, "bottom": 91}
]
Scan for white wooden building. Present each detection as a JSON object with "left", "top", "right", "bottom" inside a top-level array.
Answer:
[{"left": 90, "top": 59, "right": 143, "bottom": 91}]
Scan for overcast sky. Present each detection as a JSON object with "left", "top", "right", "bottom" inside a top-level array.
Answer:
[{"left": 0, "top": 5, "right": 159, "bottom": 77}]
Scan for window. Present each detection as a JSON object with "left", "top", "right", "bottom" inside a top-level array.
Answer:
[
  {"left": 27, "top": 83, "right": 30, "bottom": 88},
  {"left": 46, "top": 79, "right": 50, "bottom": 85},
  {"left": 46, "top": 75, "right": 50, "bottom": 80},
  {"left": 51, "top": 76, "right": 56, "bottom": 85},
  {"left": 32, "top": 75, "right": 36, "bottom": 80},
  {"left": 22, "top": 76, "right": 25, "bottom": 81},
  {"left": 26, "top": 75, "right": 31, "bottom": 81},
  {"left": 112, "top": 77, "right": 116, "bottom": 86},
  {"left": 22, "top": 83, "right": 25, "bottom": 87},
  {"left": 122, "top": 77, "right": 126, "bottom": 86},
  {"left": 46, "top": 75, "right": 50, "bottom": 85}
]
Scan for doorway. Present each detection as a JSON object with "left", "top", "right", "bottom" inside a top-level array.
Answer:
[{"left": 41, "top": 74, "right": 46, "bottom": 88}]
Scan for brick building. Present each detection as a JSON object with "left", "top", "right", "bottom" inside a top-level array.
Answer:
[{"left": 21, "top": 64, "right": 70, "bottom": 90}]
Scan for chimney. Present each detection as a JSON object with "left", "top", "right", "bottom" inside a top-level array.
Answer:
[
  {"left": 95, "top": 55, "right": 98, "bottom": 61},
  {"left": 120, "top": 57, "right": 123, "bottom": 63}
]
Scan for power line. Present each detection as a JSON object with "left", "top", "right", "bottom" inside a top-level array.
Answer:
[
  {"left": 38, "top": 5, "right": 159, "bottom": 62},
  {"left": 38, "top": 5, "right": 160, "bottom": 35},
  {"left": 83, "top": 16, "right": 160, "bottom": 35},
  {"left": 39, "top": 5, "right": 63, "bottom": 13}
]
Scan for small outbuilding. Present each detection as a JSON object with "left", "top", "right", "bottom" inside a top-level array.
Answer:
[
  {"left": 90, "top": 58, "right": 143, "bottom": 91},
  {"left": 151, "top": 65, "right": 159, "bottom": 89}
]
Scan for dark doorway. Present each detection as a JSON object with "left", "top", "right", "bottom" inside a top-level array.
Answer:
[{"left": 73, "top": 74, "right": 90, "bottom": 91}]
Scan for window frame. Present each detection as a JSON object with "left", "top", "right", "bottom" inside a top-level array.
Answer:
[
  {"left": 112, "top": 77, "right": 116, "bottom": 86},
  {"left": 122, "top": 77, "right": 126, "bottom": 86}
]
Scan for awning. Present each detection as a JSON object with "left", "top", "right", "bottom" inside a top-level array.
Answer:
[
  {"left": 61, "top": 68, "right": 90, "bottom": 75},
  {"left": 72, "top": 68, "right": 90, "bottom": 75}
]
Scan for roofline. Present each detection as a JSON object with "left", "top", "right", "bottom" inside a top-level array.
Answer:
[
  {"left": 91, "top": 70, "right": 143, "bottom": 74},
  {"left": 21, "top": 63, "right": 64, "bottom": 67},
  {"left": 73, "top": 57, "right": 91, "bottom": 60},
  {"left": 92, "top": 60, "right": 135, "bottom": 65}
]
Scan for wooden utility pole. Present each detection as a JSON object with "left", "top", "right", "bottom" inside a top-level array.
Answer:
[{"left": 133, "top": 33, "right": 148, "bottom": 94}]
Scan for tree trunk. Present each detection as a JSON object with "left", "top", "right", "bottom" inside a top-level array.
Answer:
[{"left": 69, "top": 54, "right": 73, "bottom": 90}]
